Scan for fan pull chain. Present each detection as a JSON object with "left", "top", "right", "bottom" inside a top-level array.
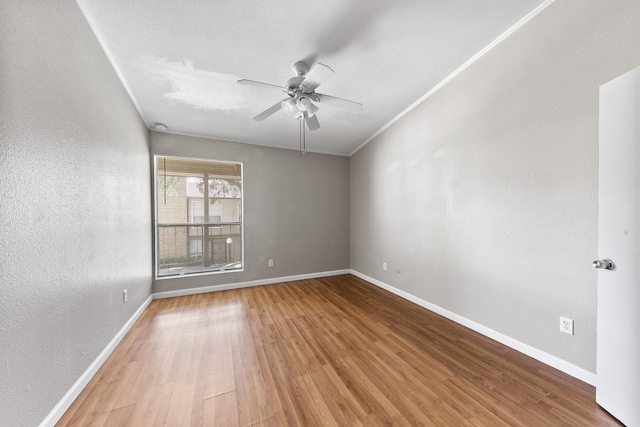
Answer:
[{"left": 299, "top": 116, "right": 306, "bottom": 156}]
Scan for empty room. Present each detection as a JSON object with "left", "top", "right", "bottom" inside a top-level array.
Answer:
[{"left": 2, "top": 0, "right": 640, "bottom": 426}]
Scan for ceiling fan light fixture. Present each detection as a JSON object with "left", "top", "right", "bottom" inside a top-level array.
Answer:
[
  {"left": 281, "top": 98, "right": 302, "bottom": 118},
  {"left": 296, "top": 97, "right": 319, "bottom": 117}
]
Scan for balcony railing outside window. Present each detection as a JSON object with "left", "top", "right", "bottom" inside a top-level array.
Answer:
[{"left": 158, "top": 223, "right": 242, "bottom": 276}]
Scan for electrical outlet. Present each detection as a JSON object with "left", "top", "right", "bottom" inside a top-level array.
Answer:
[
  {"left": 560, "top": 317, "right": 573, "bottom": 335},
  {"left": 268, "top": 259, "right": 274, "bottom": 267},
  {"left": 123, "top": 289, "right": 128, "bottom": 304},
  {"left": 383, "top": 262, "right": 387, "bottom": 271}
]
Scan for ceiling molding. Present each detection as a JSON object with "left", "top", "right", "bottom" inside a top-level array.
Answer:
[
  {"left": 349, "top": 0, "right": 557, "bottom": 157},
  {"left": 75, "top": 0, "right": 149, "bottom": 129},
  {"left": 76, "top": 0, "right": 554, "bottom": 156}
]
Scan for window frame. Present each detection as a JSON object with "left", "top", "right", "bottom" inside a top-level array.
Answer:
[{"left": 153, "top": 155, "right": 245, "bottom": 280}]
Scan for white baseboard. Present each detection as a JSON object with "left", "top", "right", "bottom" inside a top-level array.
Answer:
[
  {"left": 39, "top": 294, "right": 154, "bottom": 427},
  {"left": 349, "top": 269, "right": 597, "bottom": 386},
  {"left": 153, "top": 269, "right": 351, "bottom": 299},
  {"left": 40, "top": 269, "right": 350, "bottom": 426},
  {"left": 41, "top": 267, "right": 594, "bottom": 427}
]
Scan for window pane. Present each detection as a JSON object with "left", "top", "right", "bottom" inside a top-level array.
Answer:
[{"left": 155, "top": 156, "right": 242, "bottom": 277}]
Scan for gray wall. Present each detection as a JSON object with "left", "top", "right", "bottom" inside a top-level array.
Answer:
[
  {"left": 350, "top": 0, "right": 640, "bottom": 374},
  {"left": 152, "top": 132, "right": 350, "bottom": 294},
  {"left": 0, "top": 1, "right": 152, "bottom": 426}
]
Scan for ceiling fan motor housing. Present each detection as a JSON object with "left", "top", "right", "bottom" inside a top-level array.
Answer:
[
  {"left": 287, "top": 62, "right": 315, "bottom": 97},
  {"left": 287, "top": 76, "right": 305, "bottom": 92}
]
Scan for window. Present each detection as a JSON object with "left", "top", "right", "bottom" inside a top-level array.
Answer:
[{"left": 155, "top": 156, "right": 243, "bottom": 277}]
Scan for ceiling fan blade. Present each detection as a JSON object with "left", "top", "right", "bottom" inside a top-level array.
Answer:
[
  {"left": 238, "top": 79, "right": 283, "bottom": 91},
  {"left": 253, "top": 99, "right": 289, "bottom": 121},
  {"left": 301, "top": 63, "right": 334, "bottom": 91},
  {"left": 305, "top": 114, "right": 320, "bottom": 131},
  {"left": 316, "top": 93, "right": 363, "bottom": 114}
]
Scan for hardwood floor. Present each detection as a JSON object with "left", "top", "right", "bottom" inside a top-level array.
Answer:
[{"left": 58, "top": 274, "right": 620, "bottom": 426}]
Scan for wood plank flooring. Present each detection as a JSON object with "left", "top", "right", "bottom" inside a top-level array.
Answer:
[{"left": 57, "top": 274, "right": 621, "bottom": 426}]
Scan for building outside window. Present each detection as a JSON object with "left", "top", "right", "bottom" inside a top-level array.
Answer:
[{"left": 155, "top": 156, "right": 243, "bottom": 277}]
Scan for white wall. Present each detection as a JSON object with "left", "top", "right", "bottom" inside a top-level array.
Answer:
[
  {"left": 152, "top": 132, "right": 350, "bottom": 294},
  {"left": 0, "top": 1, "right": 152, "bottom": 426},
  {"left": 350, "top": 0, "right": 640, "bottom": 374}
]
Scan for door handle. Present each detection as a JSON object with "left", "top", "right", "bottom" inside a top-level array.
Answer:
[{"left": 593, "top": 259, "right": 615, "bottom": 270}]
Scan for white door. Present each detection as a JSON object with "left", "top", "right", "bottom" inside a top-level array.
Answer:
[{"left": 597, "top": 66, "right": 640, "bottom": 426}]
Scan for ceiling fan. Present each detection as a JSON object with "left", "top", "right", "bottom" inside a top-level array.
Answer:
[{"left": 238, "top": 61, "right": 363, "bottom": 153}]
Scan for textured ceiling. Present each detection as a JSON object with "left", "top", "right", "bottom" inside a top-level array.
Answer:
[{"left": 77, "top": 0, "right": 551, "bottom": 156}]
